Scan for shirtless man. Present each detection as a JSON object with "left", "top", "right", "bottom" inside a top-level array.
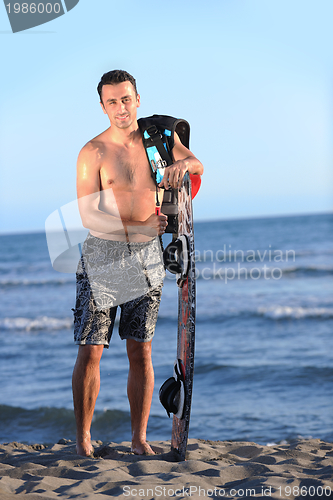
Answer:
[{"left": 72, "top": 70, "right": 203, "bottom": 457}]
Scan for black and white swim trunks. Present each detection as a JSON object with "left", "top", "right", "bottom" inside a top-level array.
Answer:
[{"left": 73, "top": 234, "right": 165, "bottom": 347}]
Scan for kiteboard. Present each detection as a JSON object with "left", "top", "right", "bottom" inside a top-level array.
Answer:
[
  {"left": 138, "top": 115, "right": 197, "bottom": 461},
  {"left": 171, "top": 173, "right": 196, "bottom": 460},
  {"left": 160, "top": 173, "right": 196, "bottom": 461}
]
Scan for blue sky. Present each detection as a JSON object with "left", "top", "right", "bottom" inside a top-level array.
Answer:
[{"left": 0, "top": 0, "right": 332, "bottom": 233}]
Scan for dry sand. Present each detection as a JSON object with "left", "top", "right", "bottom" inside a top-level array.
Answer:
[{"left": 0, "top": 438, "right": 332, "bottom": 499}]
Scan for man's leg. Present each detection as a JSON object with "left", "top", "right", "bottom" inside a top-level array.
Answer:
[
  {"left": 72, "top": 344, "right": 104, "bottom": 456},
  {"left": 126, "top": 339, "right": 155, "bottom": 455}
]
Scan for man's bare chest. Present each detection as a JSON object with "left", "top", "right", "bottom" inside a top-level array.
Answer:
[{"left": 99, "top": 143, "right": 153, "bottom": 191}]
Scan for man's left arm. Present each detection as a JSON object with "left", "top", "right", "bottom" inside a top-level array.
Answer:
[{"left": 158, "top": 132, "right": 204, "bottom": 190}]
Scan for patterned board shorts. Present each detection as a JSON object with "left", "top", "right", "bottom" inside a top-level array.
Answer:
[{"left": 73, "top": 234, "right": 165, "bottom": 347}]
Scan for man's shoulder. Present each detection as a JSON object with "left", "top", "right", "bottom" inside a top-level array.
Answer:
[
  {"left": 78, "top": 131, "right": 108, "bottom": 164},
  {"left": 84, "top": 129, "right": 109, "bottom": 150}
]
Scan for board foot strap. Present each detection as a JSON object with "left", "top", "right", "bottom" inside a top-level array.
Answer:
[
  {"left": 159, "top": 359, "right": 186, "bottom": 420},
  {"left": 163, "top": 235, "right": 190, "bottom": 286}
]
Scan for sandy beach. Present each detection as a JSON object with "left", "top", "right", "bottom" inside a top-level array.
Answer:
[{"left": 0, "top": 438, "right": 332, "bottom": 499}]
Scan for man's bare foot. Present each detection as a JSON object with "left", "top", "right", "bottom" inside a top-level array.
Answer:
[
  {"left": 76, "top": 432, "right": 94, "bottom": 457},
  {"left": 131, "top": 441, "right": 155, "bottom": 456}
]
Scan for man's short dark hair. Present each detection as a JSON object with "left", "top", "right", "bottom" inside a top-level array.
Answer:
[{"left": 97, "top": 70, "right": 137, "bottom": 104}]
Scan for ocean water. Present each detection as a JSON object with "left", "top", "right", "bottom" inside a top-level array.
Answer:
[{"left": 0, "top": 213, "right": 332, "bottom": 446}]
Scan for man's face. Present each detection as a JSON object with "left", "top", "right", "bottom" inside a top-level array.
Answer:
[{"left": 100, "top": 81, "right": 140, "bottom": 129}]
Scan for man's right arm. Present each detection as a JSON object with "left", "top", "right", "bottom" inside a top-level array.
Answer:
[{"left": 76, "top": 143, "right": 126, "bottom": 235}]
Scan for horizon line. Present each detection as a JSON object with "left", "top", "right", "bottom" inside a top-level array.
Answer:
[{"left": 0, "top": 210, "right": 332, "bottom": 237}]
